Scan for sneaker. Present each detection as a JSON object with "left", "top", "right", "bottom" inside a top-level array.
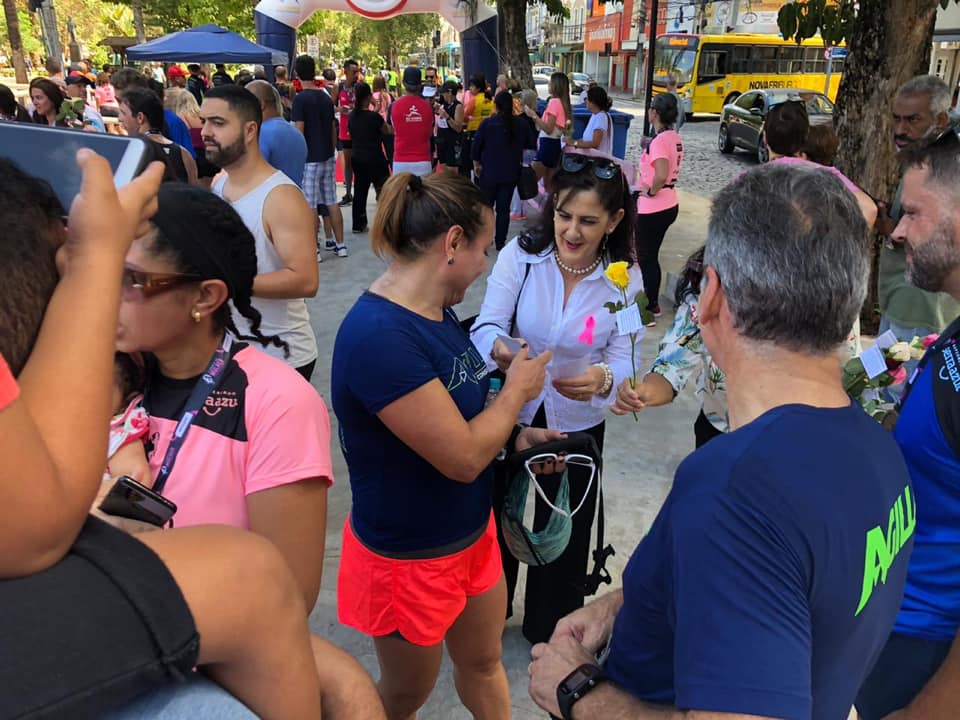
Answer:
[
  {"left": 336, "top": 245, "right": 349, "bottom": 258},
  {"left": 353, "top": 225, "right": 368, "bottom": 234},
  {"left": 649, "top": 304, "right": 662, "bottom": 317},
  {"left": 337, "top": 193, "right": 353, "bottom": 206},
  {"left": 323, "top": 238, "right": 337, "bottom": 251},
  {"left": 645, "top": 317, "right": 657, "bottom": 327},
  {"left": 315, "top": 247, "right": 323, "bottom": 263}
]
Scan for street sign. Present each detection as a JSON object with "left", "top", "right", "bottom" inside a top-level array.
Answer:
[
  {"left": 830, "top": 47, "right": 847, "bottom": 60},
  {"left": 307, "top": 35, "right": 319, "bottom": 58}
]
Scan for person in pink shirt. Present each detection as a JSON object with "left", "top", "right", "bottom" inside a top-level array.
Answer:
[
  {"left": 635, "top": 92, "right": 684, "bottom": 324},
  {"left": 764, "top": 101, "right": 878, "bottom": 228},
  {"left": 95, "top": 72, "right": 120, "bottom": 117},
  {"left": 115, "top": 183, "right": 334, "bottom": 611},
  {"left": 524, "top": 72, "right": 572, "bottom": 191}
]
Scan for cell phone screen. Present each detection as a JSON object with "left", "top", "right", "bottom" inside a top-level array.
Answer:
[{"left": 0, "top": 123, "right": 148, "bottom": 211}]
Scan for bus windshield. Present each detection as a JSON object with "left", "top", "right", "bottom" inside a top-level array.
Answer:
[{"left": 654, "top": 36, "right": 699, "bottom": 86}]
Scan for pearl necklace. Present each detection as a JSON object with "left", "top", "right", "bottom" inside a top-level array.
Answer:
[{"left": 554, "top": 249, "right": 601, "bottom": 276}]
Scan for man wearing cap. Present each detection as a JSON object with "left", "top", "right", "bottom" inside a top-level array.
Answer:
[
  {"left": 166, "top": 65, "right": 188, "bottom": 90},
  {"left": 336, "top": 59, "right": 360, "bottom": 207},
  {"left": 187, "top": 64, "right": 205, "bottom": 105},
  {"left": 64, "top": 73, "right": 105, "bottom": 132},
  {"left": 390, "top": 67, "right": 435, "bottom": 177},
  {"left": 528, "top": 163, "right": 912, "bottom": 720}
]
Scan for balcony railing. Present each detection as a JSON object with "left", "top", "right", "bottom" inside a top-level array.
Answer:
[{"left": 561, "top": 23, "right": 585, "bottom": 43}]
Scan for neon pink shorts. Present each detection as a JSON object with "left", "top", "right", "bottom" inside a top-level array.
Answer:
[{"left": 337, "top": 512, "right": 502, "bottom": 646}]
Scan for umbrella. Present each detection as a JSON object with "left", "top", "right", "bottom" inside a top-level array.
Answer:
[{"left": 127, "top": 23, "right": 287, "bottom": 66}]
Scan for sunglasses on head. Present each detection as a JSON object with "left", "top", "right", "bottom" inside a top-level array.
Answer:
[{"left": 560, "top": 153, "right": 620, "bottom": 180}]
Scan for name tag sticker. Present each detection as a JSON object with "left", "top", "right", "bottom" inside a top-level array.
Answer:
[
  {"left": 876, "top": 331, "right": 898, "bottom": 350},
  {"left": 615, "top": 305, "right": 643, "bottom": 336},
  {"left": 860, "top": 345, "right": 889, "bottom": 380}
]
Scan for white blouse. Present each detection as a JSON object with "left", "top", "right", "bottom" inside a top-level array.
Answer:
[{"left": 471, "top": 238, "right": 646, "bottom": 432}]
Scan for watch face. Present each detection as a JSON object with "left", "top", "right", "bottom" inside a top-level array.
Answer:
[{"left": 560, "top": 669, "right": 592, "bottom": 693}]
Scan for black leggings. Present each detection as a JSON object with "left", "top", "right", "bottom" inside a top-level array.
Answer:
[
  {"left": 636, "top": 204, "right": 679, "bottom": 309},
  {"left": 351, "top": 158, "right": 389, "bottom": 231},
  {"left": 296, "top": 359, "right": 316, "bottom": 382},
  {"left": 493, "top": 406, "right": 605, "bottom": 645}
]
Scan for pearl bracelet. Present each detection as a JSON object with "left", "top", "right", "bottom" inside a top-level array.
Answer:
[{"left": 594, "top": 363, "right": 613, "bottom": 397}]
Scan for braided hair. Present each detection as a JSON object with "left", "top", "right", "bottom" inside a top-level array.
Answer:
[{"left": 147, "top": 185, "right": 291, "bottom": 357}]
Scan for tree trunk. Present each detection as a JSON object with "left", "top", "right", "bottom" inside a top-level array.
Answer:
[
  {"left": 834, "top": 0, "right": 939, "bottom": 332},
  {"left": 498, "top": 0, "right": 533, "bottom": 88},
  {"left": 132, "top": 0, "right": 145, "bottom": 44},
  {"left": 2, "top": 0, "right": 27, "bottom": 84}
]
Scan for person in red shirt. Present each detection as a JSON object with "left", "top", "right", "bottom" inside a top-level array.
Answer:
[
  {"left": 337, "top": 59, "right": 359, "bottom": 206},
  {"left": 390, "top": 66, "right": 435, "bottom": 178}
]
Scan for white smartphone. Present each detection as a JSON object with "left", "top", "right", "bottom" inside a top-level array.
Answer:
[{"left": 0, "top": 123, "right": 150, "bottom": 211}]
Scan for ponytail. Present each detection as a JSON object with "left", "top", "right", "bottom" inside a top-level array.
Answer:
[{"left": 371, "top": 172, "right": 490, "bottom": 260}]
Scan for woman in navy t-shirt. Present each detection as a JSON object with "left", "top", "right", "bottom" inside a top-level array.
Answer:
[{"left": 331, "top": 171, "right": 558, "bottom": 719}]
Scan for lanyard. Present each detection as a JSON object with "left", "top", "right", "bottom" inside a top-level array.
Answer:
[
  {"left": 153, "top": 335, "right": 233, "bottom": 494},
  {"left": 897, "top": 318, "right": 960, "bottom": 412}
]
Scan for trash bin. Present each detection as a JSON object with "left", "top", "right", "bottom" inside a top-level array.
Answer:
[{"left": 535, "top": 99, "right": 633, "bottom": 160}]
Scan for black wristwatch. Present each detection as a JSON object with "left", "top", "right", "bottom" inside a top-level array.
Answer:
[{"left": 557, "top": 663, "right": 607, "bottom": 720}]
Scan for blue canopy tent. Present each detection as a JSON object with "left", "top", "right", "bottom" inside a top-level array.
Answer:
[{"left": 127, "top": 24, "right": 288, "bottom": 67}]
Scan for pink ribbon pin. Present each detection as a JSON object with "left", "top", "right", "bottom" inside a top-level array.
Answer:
[{"left": 578, "top": 315, "right": 596, "bottom": 345}]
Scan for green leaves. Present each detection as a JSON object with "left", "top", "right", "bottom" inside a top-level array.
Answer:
[
  {"left": 778, "top": 0, "right": 879, "bottom": 46},
  {"left": 633, "top": 290, "right": 654, "bottom": 326},
  {"left": 777, "top": 3, "right": 798, "bottom": 43},
  {"left": 603, "top": 301, "right": 621, "bottom": 314}
]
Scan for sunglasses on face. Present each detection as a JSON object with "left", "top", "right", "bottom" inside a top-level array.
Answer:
[
  {"left": 122, "top": 266, "right": 202, "bottom": 301},
  {"left": 560, "top": 153, "right": 621, "bottom": 181}
]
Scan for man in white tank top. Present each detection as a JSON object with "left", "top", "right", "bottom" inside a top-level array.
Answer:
[{"left": 200, "top": 85, "right": 320, "bottom": 380}]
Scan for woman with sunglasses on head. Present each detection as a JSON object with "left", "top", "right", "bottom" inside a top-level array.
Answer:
[
  {"left": 470, "top": 152, "right": 643, "bottom": 645},
  {"left": 332, "top": 171, "right": 560, "bottom": 719},
  {"left": 635, "top": 91, "right": 684, "bottom": 325},
  {"left": 113, "top": 184, "right": 335, "bottom": 615},
  {"left": 472, "top": 90, "right": 537, "bottom": 250}
]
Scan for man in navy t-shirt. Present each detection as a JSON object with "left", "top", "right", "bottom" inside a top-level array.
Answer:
[
  {"left": 528, "top": 163, "right": 913, "bottom": 720},
  {"left": 856, "top": 138, "right": 960, "bottom": 719}
]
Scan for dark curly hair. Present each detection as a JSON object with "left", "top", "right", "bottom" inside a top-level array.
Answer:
[
  {"left": 0, "top": 159, "right": 64, "bottom": 376},
  {"left": 146, "top": 184, "right": 290, "bottom": 357},
  {"left": 519, "top": 154, "right": 636, "bottom": 264}
]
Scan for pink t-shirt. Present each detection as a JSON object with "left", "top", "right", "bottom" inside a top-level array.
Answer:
[
  {"left": 771, "top": 156, "right": 860, "bottom": 194},
  {"left": 637, "top": 129, "right": 684, "bottom": 214},
  {"left": 95, "top": 83, "right": 118, "bottom": 108},
  {"left": 540, "top": 97, "right": 567, "bottom": 139},
  {"left": 0, "top": 353, "right": 18, "bottom": 411},
  {"left": 143, "top": 343, "right": 334, "bottom": 528}
]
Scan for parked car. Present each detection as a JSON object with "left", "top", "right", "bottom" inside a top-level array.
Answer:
[
  {"left": 718, "top": 88, "right": 835, "bottom": 163},
  {"left": 533, "top": 64, "right": 556, "bottom": 76},
  {"left": 533, "top": 74, "right": 551, "bottom": 100},
  {"left": 570, "top": 72, "right": 593, "bottom": 94}
]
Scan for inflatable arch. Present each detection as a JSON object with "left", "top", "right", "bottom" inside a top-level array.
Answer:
[{"left": 255, "top": 0, "right": 499, "bottom": 85}]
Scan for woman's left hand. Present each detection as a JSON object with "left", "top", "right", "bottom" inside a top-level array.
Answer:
[{"left": 552, "top": 366, "right": 606, "bottom": 402}]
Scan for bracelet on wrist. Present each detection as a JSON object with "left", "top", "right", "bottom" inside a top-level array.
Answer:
[{"left": 594, "top": 363, "right": 613, "bottom": 397}]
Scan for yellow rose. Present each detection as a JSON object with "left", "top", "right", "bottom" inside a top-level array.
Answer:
[{"left": 604, "top": 261, "right": 630, "bottom": 290}]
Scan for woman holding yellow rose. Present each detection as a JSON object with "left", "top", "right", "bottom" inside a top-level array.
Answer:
[{"left": 470, "top": 152, "right": 643, "bottom": 644}]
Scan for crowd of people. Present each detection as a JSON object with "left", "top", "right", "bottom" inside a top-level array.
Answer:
[{"left": 4, "top": 45, "right": 960, "bottom": 720}]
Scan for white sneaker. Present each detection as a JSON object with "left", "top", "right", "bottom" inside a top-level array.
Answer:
[
  {"left": 315, "top": 247, "right": 323, "bottom": 263},
  {"left": 336, "top": 245, "right": 349, "bottom": 258}
]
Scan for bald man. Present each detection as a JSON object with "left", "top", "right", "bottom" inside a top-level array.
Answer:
[{"left": 248, "top": 79, "right": 308, "bottom": 189}]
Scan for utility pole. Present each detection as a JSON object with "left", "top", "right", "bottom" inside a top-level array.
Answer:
[{"left": 642, "top": 0, "right": 659, "bottom": 136}]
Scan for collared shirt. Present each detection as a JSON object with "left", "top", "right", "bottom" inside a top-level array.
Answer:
[
  {"left": 652, "top": 299, "right": 863, "bottom": 434},
  {"left": 470, "top": 238, "right": 645, "bottom": 432}
]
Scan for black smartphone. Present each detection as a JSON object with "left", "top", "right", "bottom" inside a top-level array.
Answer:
[
  {"left": 0, "top": 122, "right": 150, "bottom": 211},
  {"left": 99, "top": 475, "right": 177, "bottom": 527}
]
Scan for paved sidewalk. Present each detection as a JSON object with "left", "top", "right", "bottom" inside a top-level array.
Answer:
[{"left": 306, "top": 188, "right": 713, "bottom": 718}]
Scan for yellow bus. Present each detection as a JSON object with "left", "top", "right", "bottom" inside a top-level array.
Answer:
[{"left": 652, "top": 33, "right": 844, "bottom": 116}]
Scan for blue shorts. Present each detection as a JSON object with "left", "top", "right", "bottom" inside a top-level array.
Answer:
[{"left": 535, "top": 137, "right": 563, "bottom": 168}]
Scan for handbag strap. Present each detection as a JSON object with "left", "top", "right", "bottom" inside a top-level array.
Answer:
[{"left": 471, "top": 260, "right": 532, "bottom": 337}]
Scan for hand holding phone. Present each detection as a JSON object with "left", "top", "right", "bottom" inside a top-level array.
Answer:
[{"left": 98, "top": 475, "right": 177, "bottom": 528}]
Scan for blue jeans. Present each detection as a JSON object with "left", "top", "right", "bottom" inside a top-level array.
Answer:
[
  {"left": 103, "top": 675, "right": 258, "bottom": 719},
  {"left": 878, "top": 316, "right": 936, "bottom": 402}
]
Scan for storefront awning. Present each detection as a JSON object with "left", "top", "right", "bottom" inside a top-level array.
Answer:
[{"left": 552, "top": 45, "right": 572, "bottom": 54}]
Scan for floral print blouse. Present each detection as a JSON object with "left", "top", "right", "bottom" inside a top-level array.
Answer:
[{"left": 649, "top": 300, "right": 862, "bottom": 434}]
